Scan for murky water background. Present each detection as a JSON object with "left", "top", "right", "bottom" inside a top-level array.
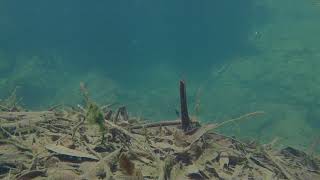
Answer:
[{"left": 0, "top": 0, "right": 319, "bottom": 152}]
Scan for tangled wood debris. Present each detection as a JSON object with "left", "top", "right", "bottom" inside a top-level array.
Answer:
[{"left": 0, "top": 82, "right": 319, "bottom": 179}]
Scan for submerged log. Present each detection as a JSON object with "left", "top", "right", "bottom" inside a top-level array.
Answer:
[{"left": 179, "top": 80, "right": 191, "bottom": 132}]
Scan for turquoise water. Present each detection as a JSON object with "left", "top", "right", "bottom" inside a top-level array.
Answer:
[{"left": 0, "top": 1, "right": 319, "bottom": 152}]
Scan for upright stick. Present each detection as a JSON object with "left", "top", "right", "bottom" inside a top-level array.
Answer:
[{"left": 180, "top": 80, "right": 191, "bottom": 131}]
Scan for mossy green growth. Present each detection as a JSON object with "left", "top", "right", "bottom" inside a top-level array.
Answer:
[
  {"left": 86, "top": 102, "right": 105, "bottom": 132},
  {"left": 80, "top": 82, "right": 107, "bottom": 143},
  {"left": 80, "top": 81, "right": 104, "bottom": 132},
  {"left": 85, "top": 102, "right": 107, "bottom": 144}
]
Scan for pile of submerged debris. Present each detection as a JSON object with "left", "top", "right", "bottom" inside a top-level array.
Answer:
[{"left": 0, "top": 82, "right": 319, "bottom": 179}]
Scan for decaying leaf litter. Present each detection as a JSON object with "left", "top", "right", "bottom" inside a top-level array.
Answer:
[{"left": 0, "top": 81, "right": 319, "bottom": 180}]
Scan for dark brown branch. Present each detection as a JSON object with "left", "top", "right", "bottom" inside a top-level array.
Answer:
[
  {"left": 130, "top": 119, "right": 198, "bottom": 130},
  {"left": 180, "top": 80, "right": 191, "bottom": 131}
]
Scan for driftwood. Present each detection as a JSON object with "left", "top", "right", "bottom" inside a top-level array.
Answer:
[
  {"left": 105, "top": 120, "right": 145, "bottom": 143},
  {"left": 104, "top": 110, "right": 113, "bottom": 120},
  {"left": 131, "top": 80, "right": 193, "bottom": 133},
  {"left": 0, "top": 81, "right": 318, "bottom": 179},
  {"left": 45, "top": 144, "right": 99, "bottom": 161},
  {"left": 0, "top": 111, "right": 54, "bottom": 121},
  {"left": 179, "top": 80, "right": 191, "bottom": 131},
  {"left": 16, "top": 169, "right": 47, "bottom": 180},
  {"left": 0, "top": 111, "right": 56, "bottom": 133},
  {"left": 0, "top": 108, "right": 318, "bottom": 180},
  {"left": 114, "top": 106, "right": 129, "bottom": 122},
  {"left": 130, "top": 119, "right": 198, "bottom": 130}
]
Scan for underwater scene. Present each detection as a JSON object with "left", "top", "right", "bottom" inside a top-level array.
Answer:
[{"left": 1, "top": 0, "right": 320, "bottom": 179}]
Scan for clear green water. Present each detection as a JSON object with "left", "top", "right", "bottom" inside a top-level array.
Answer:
[{"left": 0, "top": 0, "right": 319, "bottom": 152}]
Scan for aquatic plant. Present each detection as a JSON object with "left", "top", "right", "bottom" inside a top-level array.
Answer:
[
  {"left": 85, "top": 102, "right": 105, "bottom": 132},
  {"left": 80, "top": 82, "right": 106, "bottom": 142}
]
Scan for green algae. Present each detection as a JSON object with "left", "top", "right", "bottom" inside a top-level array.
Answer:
[
  {"left": 85, "top": 102, "right": 105, "bottom": 132},
  {"left": 80, "top": 82, "right": 107, "bottom": 143}
]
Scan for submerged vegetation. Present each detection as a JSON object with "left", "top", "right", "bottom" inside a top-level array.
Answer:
[
  {"left": 86, "top": 103, "right": 105, "bottom": 131},
  {"left": 80, "top": 82, "right": 107, "bottom": 143}
]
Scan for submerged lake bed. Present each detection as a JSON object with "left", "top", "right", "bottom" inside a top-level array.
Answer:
[{"left": 0, "top": 1, "right": 320, "bottom": 178}]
